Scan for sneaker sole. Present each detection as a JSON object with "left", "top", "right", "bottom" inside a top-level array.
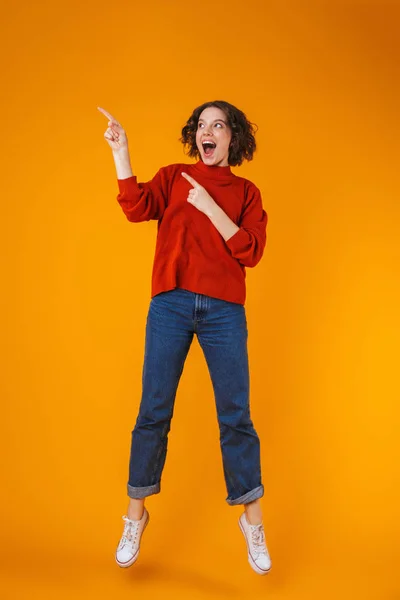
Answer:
[
  {"left": 115, "top": 511, "right": 150, "bottom": 568},
  {"left": 238, "top": 516, "right": 272, "bottom": 576}
]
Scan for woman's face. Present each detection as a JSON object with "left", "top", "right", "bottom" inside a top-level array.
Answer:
[{"left": 195, "top": 106, "right": 232, "bottom": 167}]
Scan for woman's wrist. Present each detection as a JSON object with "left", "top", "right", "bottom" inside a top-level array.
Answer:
[{"left": 113, "top": 148, "right": 133, "bottom": 179}]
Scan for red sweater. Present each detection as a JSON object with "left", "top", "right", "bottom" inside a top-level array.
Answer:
[{"left": 116, "top": 160, "right": 268, "bottom": 305}]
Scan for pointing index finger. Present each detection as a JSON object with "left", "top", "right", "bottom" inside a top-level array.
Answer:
[
  {"left": 181, "top": 172, "right": 200, "bottom": 188},
  {"left": 97, "top": 106, "right": 120, "bottom": 125}
]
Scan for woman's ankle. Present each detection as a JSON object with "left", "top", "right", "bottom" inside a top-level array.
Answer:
[
  {"left": 244, "top": 498, "right": 263, "bottom": 525},
  {"left": 127, "top": 499, "right": 145, "bottom": 520}
]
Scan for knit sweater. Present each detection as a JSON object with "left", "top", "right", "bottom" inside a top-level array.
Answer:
[{"left": 116, "top": 159, "right": 268, "bottom": 305}]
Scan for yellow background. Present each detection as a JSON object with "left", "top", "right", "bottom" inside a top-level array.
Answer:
[{"left": 1, "top": 1, "right": 399, "bottom": 598}]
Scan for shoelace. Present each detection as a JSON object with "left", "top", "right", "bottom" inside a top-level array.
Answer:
[
  {"left": 250, "top": 523, "right": 268, "bottom": 556},
  {"left": 118, "top": 515, "right": 140, "bottom": 549}
]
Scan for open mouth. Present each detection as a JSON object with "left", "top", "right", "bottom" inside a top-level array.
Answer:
[{"left": 202, "top": 140, "right": 216, "bottom": 157}]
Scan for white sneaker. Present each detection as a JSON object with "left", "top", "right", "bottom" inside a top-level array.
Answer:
[
  {"left": 238, "top": 512, "right": 272, "bottom": 575},
  {"left": 115, "top": 508, "right": 149, "bottom": 568}
]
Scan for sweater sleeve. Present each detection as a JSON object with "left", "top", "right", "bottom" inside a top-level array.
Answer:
[
  {"left": 225, "top": 182, "right": 268, "bottom": 268},
  {"left": 116, "top": 167, "right": 169, "bottom": 222}
]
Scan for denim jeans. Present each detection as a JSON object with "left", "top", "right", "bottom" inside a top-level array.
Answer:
[{"left": 127, "top": 287, "right": 264, "bottom": 506}]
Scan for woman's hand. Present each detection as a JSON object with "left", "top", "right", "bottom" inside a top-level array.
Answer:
[
  {"left": 98, "top": 106, "right": 128, "bottom": 153},
  {"left": 181, "top": 172, "right": 218, "bottom": 218}
]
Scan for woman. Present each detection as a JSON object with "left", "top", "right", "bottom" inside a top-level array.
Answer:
[{"left": 98, "top": 100, "right": 272, "bottom": 575}]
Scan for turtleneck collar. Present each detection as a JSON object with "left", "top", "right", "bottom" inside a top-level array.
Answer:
[{"left": 193, "top": 159, "right": 234, "bottom": 180}]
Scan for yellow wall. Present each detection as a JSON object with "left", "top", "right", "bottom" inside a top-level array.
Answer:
[{"left": 1, "top": 1, "right": 399, "bottom": 598}]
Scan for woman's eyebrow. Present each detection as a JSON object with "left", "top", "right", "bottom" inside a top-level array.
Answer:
[{"left": 198, "top": 118, "right": 227, "bottom": 124}]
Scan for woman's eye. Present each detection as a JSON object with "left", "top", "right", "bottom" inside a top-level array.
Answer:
[{"left": 215, "top": 123, "right": 222, "bottom": 128}]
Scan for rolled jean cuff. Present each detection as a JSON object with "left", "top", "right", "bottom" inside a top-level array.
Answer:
[
  {"left": 127, "top": 481, "right": 160, "bottom": 499},
  {"left": 226, "top": 484, "right": 264, "bottom": 506}
]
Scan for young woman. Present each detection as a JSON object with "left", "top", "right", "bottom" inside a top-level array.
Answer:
[{"left": 98, "top": 100, "right": 272, "bottom": 575}]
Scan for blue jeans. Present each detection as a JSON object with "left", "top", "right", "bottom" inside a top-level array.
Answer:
[{"left": 127, "top": 288, "right": 264, "bottom": 506}]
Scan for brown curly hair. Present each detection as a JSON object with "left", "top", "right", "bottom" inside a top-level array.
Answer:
[{"left": 179, "top": 100, "right": 258, "bottom": 167}]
